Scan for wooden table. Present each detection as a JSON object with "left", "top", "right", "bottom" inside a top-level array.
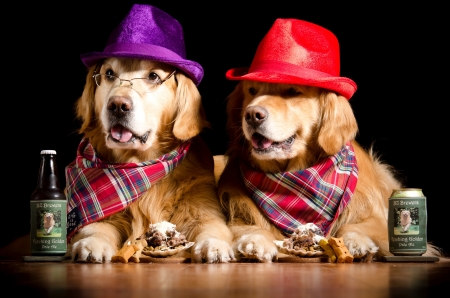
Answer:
[{"left": 1, "top": 236, "right": 449, "bottom": 298}]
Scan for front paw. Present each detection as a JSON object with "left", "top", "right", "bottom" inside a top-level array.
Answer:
[
  {"left": 342, "top": 231, "right": 378, "bottom": 262},
  {"left": 234, "top": 234, "right": 278, "bottom": 263},
  {"left": 192, "top": 238, "right": 235, "bottom": 263},
  {"left": 71, "top": 235, "right": 116, "bottom": 263}
]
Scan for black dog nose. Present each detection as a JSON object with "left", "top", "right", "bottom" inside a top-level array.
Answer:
[
  {"left": 245, "top": 106, "right": 268, "bottom": 129},
  {"left": 107, "top": 96, "right": 133, "bottom": 117}
]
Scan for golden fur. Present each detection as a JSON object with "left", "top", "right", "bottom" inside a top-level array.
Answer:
[
  {"left": 68, "top": 58, "right": 234, "bottom": 263},
  {"left": 217, "top": 81, "right": 442, "bottom": 262}
]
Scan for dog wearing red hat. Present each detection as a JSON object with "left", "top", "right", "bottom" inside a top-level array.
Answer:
[
  {"left": 66, "top": 4, "right": 234, "bottom": 263},
  {"left": 217, "top": 18, "right": 443, "bottom": 262}
]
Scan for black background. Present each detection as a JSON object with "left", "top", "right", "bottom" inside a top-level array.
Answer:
[{"left": 4, "top": 2, "right": 447, "bottom": 255}]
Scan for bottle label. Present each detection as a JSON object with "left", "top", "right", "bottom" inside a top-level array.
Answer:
[{"left": 30, "top": 200, "right": 67, "bottom": 255}]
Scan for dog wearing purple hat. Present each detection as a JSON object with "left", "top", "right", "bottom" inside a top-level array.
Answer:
[
  {"left": 65, "top": 4, "right": 234, "bottom": 263},
  {"left": 217, "top": 18, "right": 443, "bottom": 262}
]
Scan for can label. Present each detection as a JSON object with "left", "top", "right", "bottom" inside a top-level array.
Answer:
[
  {"left": 388, "top": 189, "right": 427, "bottom": 256},
  {"left": 30, "top": 200, "right": 67, "bottom": 255}
]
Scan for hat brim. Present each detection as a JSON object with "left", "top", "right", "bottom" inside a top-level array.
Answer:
[
  {"left": 226, "top": 66, "right": 357, "bottom": 100},
  {"left": 81, "top": 43, "right": 204, "bottom": 86}
]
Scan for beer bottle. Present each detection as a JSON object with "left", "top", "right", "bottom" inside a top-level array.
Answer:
[{"left": 30, "top": 150, "right": 67, "bottom": 256}]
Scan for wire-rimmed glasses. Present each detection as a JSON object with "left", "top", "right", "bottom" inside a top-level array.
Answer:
[{"left": 93, "top": 70, "right": 176, "bottom": 92}]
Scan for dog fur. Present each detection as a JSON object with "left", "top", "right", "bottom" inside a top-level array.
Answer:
[
  {"left": 43, "top": 213, "right": 55, "bottom": 234},
  {"left": 68, "top": 58, "right": 234, "bottom": 263},
  {"left": 217, "top": 81, "right": 442, "bottom": 262}
]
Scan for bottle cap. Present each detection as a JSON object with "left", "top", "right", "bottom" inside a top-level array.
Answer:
[{"left": 40, "top": 150, "right": 57, "bottom": 155}]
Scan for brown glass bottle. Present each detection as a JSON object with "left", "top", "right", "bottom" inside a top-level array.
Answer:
[{"left": 30, "top": 150, "right": 67, "bottom": 256}]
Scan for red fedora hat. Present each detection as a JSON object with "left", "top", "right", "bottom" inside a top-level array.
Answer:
[{"left": 226, "top": 18, "right": 357, "bottom": 99}]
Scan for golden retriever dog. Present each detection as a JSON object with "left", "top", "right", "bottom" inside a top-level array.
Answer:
[
  {"left": 43, "top": 213, "right": 55, "bottom": 235},
  {"left": 65, "top": 4, "right": 234, "bottom": 263},
  {"left": 217, "top": 18, "right": 442, "bottom": 262},
  {"left": 400, "top": 210, "right": 412, "bottom": 233}
]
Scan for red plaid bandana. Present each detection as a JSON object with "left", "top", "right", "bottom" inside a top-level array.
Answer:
[
  {"left": 241, "top": 143, "right": 358, "bottom": 236},
  {"left": 65, "top": 138, "right": 190, "bottom": 239}
]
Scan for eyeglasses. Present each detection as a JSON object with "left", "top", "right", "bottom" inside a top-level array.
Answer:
[{"left": 93, "top": 70, "right": 176, "bottom": 92}]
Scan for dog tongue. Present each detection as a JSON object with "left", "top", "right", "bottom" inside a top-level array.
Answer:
[
  {"left": 252, "top": 134, "right": 273, "bottom": 149},
  {"left": 111, "top": 125, "right": 133, "bottom": 143}
]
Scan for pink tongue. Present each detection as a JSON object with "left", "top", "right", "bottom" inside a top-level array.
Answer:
[
  {"left": 111, "top": 126, "right": 133, "bottom": 143},
  {"left": 251, "top": 136, "right": 273, "bottom": 149}
]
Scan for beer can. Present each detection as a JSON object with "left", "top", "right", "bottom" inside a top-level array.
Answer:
[{"left": 388, "top": 188, "right": 427, "bottom": 256}]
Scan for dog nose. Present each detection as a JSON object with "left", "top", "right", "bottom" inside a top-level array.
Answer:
[
  {"left": 107, "top": 96, "right": 133, "bottom": 117},
  {"left": 245, "top": 106, "right": 268, "bottom": 128}
]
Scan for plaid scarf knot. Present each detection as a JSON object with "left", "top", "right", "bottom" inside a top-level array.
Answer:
[
  {"left": 241, "top": 143, "right": 358, "bottom": 236},
  {"left": 65, "top": 138, "right": 190, "bottom": 239}
]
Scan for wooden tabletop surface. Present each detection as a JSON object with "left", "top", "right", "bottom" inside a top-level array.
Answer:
[{"left": 1, "top": 236, "right": 449, "bottom": 298}]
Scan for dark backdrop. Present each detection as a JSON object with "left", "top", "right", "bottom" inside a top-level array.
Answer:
[{"left": 4, "top": 2, "right": 447, "bottom": 255}]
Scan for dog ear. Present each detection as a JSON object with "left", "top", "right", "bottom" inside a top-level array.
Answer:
[
  {"left": 173, "top": 72, "right": 209, "bottom": 140},
  {"left": 75, "top": 66, "right": 97, "bottom": 135},
  {"left": 225, "top": 82, "right": 246, "bottom": 152},
  {"left": 317, "top": 91, "right": 358, "bottom": 155}
]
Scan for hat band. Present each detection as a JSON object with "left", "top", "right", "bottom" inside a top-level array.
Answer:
[
  {"left": 103, "top": 43, "right": 184, "bottom": 60},
  {"left": 249, "top": 60, "right": 337, "bottom": 81}
]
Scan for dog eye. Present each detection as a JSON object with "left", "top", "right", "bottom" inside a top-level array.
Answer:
[
  {"left": 105, "top": 69, "right": 115, "bottom": 77},
  {"left": 104, "top": 69, "right": 117, "bottom": 81},
  {"left": 287, "top": 87, "right": 302, "bottom": 96},
  {"left": 248, "top": 87, "right": 257, "bottom": 95},
  {"left": 147, "top": 72, "right": 162, "bottom": 84}
]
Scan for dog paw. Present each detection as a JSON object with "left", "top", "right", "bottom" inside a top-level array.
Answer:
[
  {"left": 234, "top": 234, "right": 278, "bottom": 262},
  {"left": 341, "top": 231, "right": 378, "bottom": 262},
  {"left": 192, "top": 238, "right": 235, "bottom": 263},
  {"left": 71, "top": 235, "right": 116, "bottom": 263}
]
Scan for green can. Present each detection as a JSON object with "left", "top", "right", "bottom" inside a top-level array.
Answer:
[{"left": 388, "top": 188, "right": 427, "bottom": 256}]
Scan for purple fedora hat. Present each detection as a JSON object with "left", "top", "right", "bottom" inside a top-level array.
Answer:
[{"left": 80, "top": 4, "right": 204, "bottom": 86}]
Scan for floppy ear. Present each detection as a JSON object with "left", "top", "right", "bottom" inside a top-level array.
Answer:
[
  {"left": 173, "top": 72, "right": 209, "bottom": 140},
  {"left": 75, "top": 66, "right": 97, "bottom": 135},
  {"left": 225, "top": 82, "right": 246, "bottom": 152},
  {"left": 317, "top": 91, "right": 358, "bottom": 155}
]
